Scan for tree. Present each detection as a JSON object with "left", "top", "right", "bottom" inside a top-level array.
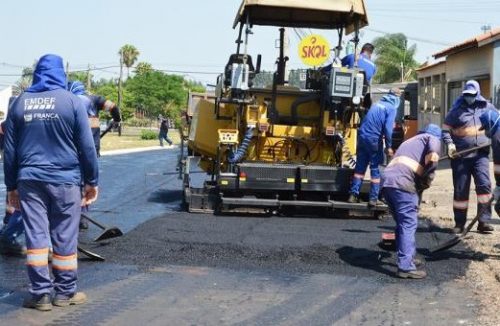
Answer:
[
  {"left": 372, "top": 33, "right": 419, "bottom": 84},
  {"left": 119, "top": 44, "right": 140, "bottom": 78},
  {"left": 135, "top": 62, "right": 154, "bottom": 75},
  {"left": 126, "top": 70, "right": 191, "bottom": 127},
  {"left": 13, "top": 61, "right": 38, "bottom": 95}
]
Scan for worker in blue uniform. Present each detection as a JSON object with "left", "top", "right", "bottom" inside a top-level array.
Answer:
[
  {"left": 382, "top": 124, "right": 442, "bottom": 279},
  {"left": 4, "top": 54, "right": 99, "bottom": 311},
  {"left": 341, "top": 43, "right": 377, "bottom": 83},
  {"left": 67, "top": 80, "right": 121, "bottom": 157},
  {"left": 67, "top": 80, "right": 121, "bottom": 230},
  {"left": 443, "top": 80, "right": 494, "bottom": 234},
  {"left": 479, "top": 108, "right": 500, "bottom": 217},
  {"left": 0, "top": 102, "right": 26, "bottom": 257},
  {"left": 348, "top": 88, "right": 401, "bottom": 207}
]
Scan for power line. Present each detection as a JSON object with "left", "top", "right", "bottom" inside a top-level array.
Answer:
[
  {"left": 365, "top": 28, "right": 452, "bottom": 46},
  {"left": 370, "top": 13, "right": 490, "bottom": 25}
]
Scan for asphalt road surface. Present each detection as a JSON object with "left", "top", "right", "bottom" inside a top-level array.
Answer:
[{"left": 0, "top": 148, "right": 482, "bottom": 325}]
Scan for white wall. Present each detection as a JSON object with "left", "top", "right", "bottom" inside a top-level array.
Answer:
[{"left": 0, "top": 86, "right": 13, "bottom": 121}]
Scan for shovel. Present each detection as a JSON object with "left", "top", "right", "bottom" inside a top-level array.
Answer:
[
  {"left": 438, "top": 143, "right": 490, "bottom": 162},
  {"left": 77, "top": 246, "right": 105, "bottom": 261},
  {"left": 81, "top": 213, "right": 123, "bottom": 242},
  {"left": 430, "top": 198, "right": 493, "bottom": 253}
]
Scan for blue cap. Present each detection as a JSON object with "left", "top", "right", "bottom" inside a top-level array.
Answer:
[
  {"left": 421, "top": 123, "right": 442, "bottom": 138},
  {"left": 67, "top": 80, "right": 86, "bottom": 95}
]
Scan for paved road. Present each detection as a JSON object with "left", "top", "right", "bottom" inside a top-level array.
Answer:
[{"left": 0, "top": 148, "right": 481, "bottom": 325}]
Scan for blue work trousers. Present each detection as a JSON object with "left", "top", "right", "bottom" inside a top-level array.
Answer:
[
  {"left": 451, "top": 154, "right": 491, "bottom": 226},
  {"left": 350, "top": 138, "right": 383, "bottom": 200},
  {"left": 383, "top": 187, "right": 419, "bottom": 272},
  {"left": 18, "top": 180, "right": 81, "bottom": 298}
]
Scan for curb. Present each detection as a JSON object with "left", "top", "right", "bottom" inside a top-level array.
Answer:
[{"left": 100, "top": 145, "right": 178, "bottom": 157}]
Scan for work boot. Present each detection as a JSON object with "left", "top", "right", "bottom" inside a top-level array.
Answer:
[
  {"left": 79, "top": 219, "right": 89, "bottom": 231},
  {"left": 368, "top": 199, "right": 383, "bottom": 208},
  {"left": 477, "top": 222, "right": 494, "bottom": 234},
  {"left": 413, "top": 258, "right": 424, "bottom": 267},
  {"left": 347, "top": 194, "right": 360, "bottom": 203},
  {"left": 0, "top": 237, "right": 26, "bottom": 257},
  {"left": 23, "top": 294, "right": 52, "bottom": 311},
  {"left": 397, "top": 269, "right": 427, "bottom": 279},
  {"left": 53, "top": 292, "right": 87, "bottom": 307},
  {"left": 452, "top": 224, "right": 465, "bottom": 234}
]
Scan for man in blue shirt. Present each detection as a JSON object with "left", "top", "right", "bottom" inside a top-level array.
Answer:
[
  {"left": 348, "top": 88, "right": 401, "bottom": 206},
  {"left": 4, "top": 54, "right": 99, "bottom": 311},
  {"left": 341, "top": 43, "right": 377, "bottom": 84}
]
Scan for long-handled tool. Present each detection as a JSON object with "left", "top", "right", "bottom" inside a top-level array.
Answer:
[
  {"left": 100, "top": 122, "right": 115, "bottom": 139},
  {"left": 81, "top": 213, "right": 123, "bottom": 242},
  {"left": 438, "top": 143, "right": 490, "bottom": 162},
  {"left": 430, "top": 198, "right": 493, "bottom": 253},
  {"left": 77, "top": 246, "right": 105, "bottom": 261}
]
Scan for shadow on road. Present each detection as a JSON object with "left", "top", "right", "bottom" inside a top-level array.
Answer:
[{"left": 336, "top": 246, "right": 395, "bottom": 277}]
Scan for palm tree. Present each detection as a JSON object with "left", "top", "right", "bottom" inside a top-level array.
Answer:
[
  {"left": 119, "top": 44, "right": 140, "bottom": 78},
  {"left": 13, "top": 65, "right": 35, "bottom": 95},
  {"left": 372, "top": 33, "right": 419, "bottom": 84},
  {"left": 135, "top": 62, "right": 153, "bottom": 75}
]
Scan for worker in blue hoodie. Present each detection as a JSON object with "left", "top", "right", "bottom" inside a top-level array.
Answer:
[
  {"left": 348, "top": 88, "right": 401, "bottom": 207},
  {"left": 67, "top": 80, "right": 121, "bottom": 157},
  {"left": 67, "top": 80, "right": 121, "bottom": 230},
  {"left": 382, "top": 124, "right": 442, "bottom": 279},
  {"left": 479, "top": 108, "right": 500, "bottom": 217},
  {"left": 443, "top": 80, "right": 494, "bottom": 234},
  {"left": 4, "top": 54, "right": 99, "bottom": 311}
]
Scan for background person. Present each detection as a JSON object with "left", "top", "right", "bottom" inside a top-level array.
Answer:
[{"left": 442, "top": 80, "right": 494, "bottom": 234}]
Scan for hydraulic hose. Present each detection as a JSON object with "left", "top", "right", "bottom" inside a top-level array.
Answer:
[{"left": 228, "top": 127, "right": 254, "bottom": 164}]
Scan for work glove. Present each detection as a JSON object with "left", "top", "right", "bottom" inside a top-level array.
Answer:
[
  {"left": 385, "top": 148, "right": 394, "bottom": 158},
  {"left": 416, "top": 173, "right": 435, "bottom": 192},
  {"left": 447, "top": 143, "right": 457, "bottom": 159},
  {"left": 493, "top": 186, "right": 500, "bottom": 201}
]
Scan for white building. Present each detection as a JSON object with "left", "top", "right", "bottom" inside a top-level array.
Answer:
[{"left": 0, "top": 86, "right": 13, "bottom": 122}]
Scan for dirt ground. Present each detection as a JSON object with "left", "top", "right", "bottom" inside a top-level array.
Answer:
[{"left": 419, "top": 162, "right": 500, "bottom": 326}]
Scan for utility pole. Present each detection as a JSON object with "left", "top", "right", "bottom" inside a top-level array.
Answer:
[
  {"left": 86, "top": 64, "right": 91, "bottom": 90},
  {"left": 117, "top": 52, "right": 124, "bottom": 136},
  {"left": 401, "top": 61, "right": 404, "bottom": 83},
  {"left": 481, "top": 25, "right": 492, "bottom": 34},
  {"left": 66, "top": 61, "right": 70, "bottom": 77}
]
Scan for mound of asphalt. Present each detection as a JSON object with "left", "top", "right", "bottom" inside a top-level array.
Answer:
[{"left": 94, "top": 212, "right": 483, "bottom": 283}]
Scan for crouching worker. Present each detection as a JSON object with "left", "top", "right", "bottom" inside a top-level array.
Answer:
[
  {"left": 479, "top": 108, "right": 500, "bottom": 216},
  {"left": 382, "top": 124, "right": 442, "bottom": 279},
  {"left": 348, "top": 88, "right": 401, "bottom": 206}
]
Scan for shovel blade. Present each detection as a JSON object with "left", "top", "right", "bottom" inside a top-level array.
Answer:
[
  {"left": 78, "top": 247, "right": 105, "bottom": 261},
  {"left": 430, "top": 235, "right": 461, "bottom": 254},
  {"left": 94, "top": 227, "right": 123, "bottom": 242}
]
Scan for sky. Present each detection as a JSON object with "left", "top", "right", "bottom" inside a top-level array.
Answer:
[{"left": 0, "top": 0, "right": 499, "bottom": 88}]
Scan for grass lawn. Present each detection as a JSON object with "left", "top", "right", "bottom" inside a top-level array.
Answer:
[{"left": 100, "top": 129, "right": 181, "bottom": 151}]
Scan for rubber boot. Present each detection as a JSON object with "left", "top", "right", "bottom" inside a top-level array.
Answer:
[{"left": 477, "top": 222, "right": 494, "bottom": 233}]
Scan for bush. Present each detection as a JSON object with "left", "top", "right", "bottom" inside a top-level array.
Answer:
[
  {"left": 126, "top": 118, "right": 154, "bottom": 128},
  {"left": 140, "top": 129, "right": 158, "bottom": 140}
]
